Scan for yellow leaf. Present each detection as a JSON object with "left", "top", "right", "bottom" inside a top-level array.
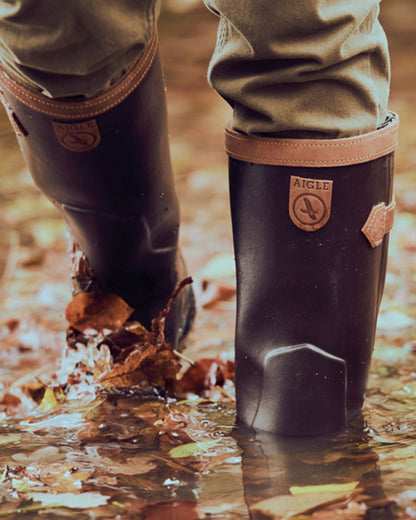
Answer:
[
  {"left": 39, "top": 388, "right": 58, "bottom": 412},
  {"left": 251, "top": 491, "right": 353, "bottom": 520},
  {"left": 290, "top": 482, "right": 359, "bottom": 495},
  {"left": 0, "top": 434, "right": 20, "bottom": 446},
  {"left": 169, "top": 439, "right": 220, "bottom": 458},
  {"left": 12, "top": 478, "right": 32, "bottom": 492},
  {"left": 0, "top": 467, "right": 7, "bottom": 485},
  {"left": 28, "top": 491, "right": 109, "bottom": 508}
]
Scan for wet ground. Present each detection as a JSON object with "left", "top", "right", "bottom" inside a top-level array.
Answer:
[{"left": 0, "top": 1, "right": 416, "bottom": 518}]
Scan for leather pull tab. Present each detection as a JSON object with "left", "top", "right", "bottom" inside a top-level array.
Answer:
[{"left": 362, "top": 198, "right": 395, "bottom": 248}]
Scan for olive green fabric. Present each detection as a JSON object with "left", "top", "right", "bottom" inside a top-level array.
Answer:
[
  {"left": 205, "top": 0, "right": 390, "bottom": 138},
  {"left": 0, "top": 0, "right": 160, "bottom": 98},
  {"left": 0, "top": 0, "right": 390, "bottom": 137}
]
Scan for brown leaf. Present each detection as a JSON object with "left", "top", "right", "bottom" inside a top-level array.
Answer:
[
  {"left": 143, "top": 501, "right": 199, "bottom": 520},
  {"left": 7, "top": 462, "right": 92, "bottom": 493},
  {"left": 22, "top": 382, "right": 45, "bottom": 403},
  {"left": 251, "top": 491, "right": 354, "bottom": 520},
  {"left": 99, "top": 342, "right": 181, "bottom": 396},
  {"left": 157, "top": 411, "right": 195, "bottom": 450},
  {"left": 64, "top": 278, "right": 193, "bottom": 397},
  {"left": 99, "top": 454, "right": 157, "bottom": 476},
  {"left": 65, "top": 291, "right": 134, "bottom": 333},
  {"left": 0, "top": 393, "right": 21, "bottom": 407},
  {"left": 180, "top": 357, "right": 235, "bottom": 395}
]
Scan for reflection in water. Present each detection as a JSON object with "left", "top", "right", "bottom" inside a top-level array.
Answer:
[{"left": 234, "top": 420, "right": 394, "bottom": 519}]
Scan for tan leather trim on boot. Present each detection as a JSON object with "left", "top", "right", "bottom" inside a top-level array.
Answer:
[
  {"left": 0, "top": 31, "right": 158, "bottom": 119},
  {"left": 362, "top": 198, "right": 395, "bottom": 248},
  {"left": 225, "top": 113, "right": 399, "bottom": 167}
]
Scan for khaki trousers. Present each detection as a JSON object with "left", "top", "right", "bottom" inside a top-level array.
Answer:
[{"left": 0, "top": 0, "right": 389, "bottom": 137}]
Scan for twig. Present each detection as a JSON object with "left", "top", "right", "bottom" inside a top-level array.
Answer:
[
  {"left": 173, "top": 350, "right": 196, "bottom": 366},
  {"left": 215, "top": 385, "right": 236, "bottom": 402}
]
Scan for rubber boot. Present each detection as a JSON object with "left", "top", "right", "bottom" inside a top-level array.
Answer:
[
  {"left": 227, "top": 113, "right": 399, "bottom": 436},
  {"left": 0, "top": 32, "right": 194, "bottom": 349}
]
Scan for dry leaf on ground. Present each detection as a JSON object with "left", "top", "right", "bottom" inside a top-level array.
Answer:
[
  {"left": 28, "top": 491, "right": 109, "bottom": 509},
  {"left": 65, "top": 291, "right": 134, "bottom": 333},
  {"left": 99, "top": 342, "right": 181, "bottom": 396},
  {"left": 251, "top": 491, "right": 354, "bottom": 520},
  {"left": 180, "top": 356, "right": 235, "bottom": 397},
  {"left": 64, "top": 278, "right": 193, "bottom": 397}
]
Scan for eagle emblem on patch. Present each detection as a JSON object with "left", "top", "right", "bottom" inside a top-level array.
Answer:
[
  {"left": 289, "top": 175, "right": 333, "bottom": 231},
  {"left": 53, "top": 119, "right": 101, "bottom": 152}
]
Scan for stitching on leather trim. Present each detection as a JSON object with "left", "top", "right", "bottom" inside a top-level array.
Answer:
[
  {"left": 0, "top": 32, "right": 157, "bottom": 112},
  {"left": 0, "top": 31, "right": 158, "bottom": 118},
  {"left": 366, "top": 203, "right": 385, "bottom": 247},
  {"left": 362, "top": 199, "right": 395, "bottom": 248},
  {"left": 225, "top": 144, "right": 397, "bottom": 165},
  {"left": 225, "top": 123, "right": 398, "bottom": 150}
]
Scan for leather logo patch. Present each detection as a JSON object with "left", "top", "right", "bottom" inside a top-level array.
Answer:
[
  {"left": 289, "top": 175, "right": 333, "bottom": 231},
  {"left": 53, "top": 119, "right": 101, "bottom": 152}
]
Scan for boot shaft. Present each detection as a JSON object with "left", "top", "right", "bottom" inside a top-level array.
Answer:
[
  {"left": 227, "top": 114, "right": 398, "bottom": 435},
  {"left": 0, "top": 32, "right": 194, "bottom": 347}
]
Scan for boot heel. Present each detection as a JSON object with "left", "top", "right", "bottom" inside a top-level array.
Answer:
[{"left": 250, "top": 343, "right": 347, "bottom": 436}]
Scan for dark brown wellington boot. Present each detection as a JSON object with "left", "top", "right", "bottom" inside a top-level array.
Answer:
[
  {"left": 226, "top": 113, "right": 398, "bottom": 435},
  {"left": 0, "top": 32, "right": 194, "bottom": 349}
]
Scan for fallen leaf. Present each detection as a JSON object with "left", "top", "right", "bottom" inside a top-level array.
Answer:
[
  {"left": 100, "top": 455, "right": 156, "bottom": 476},
  {"left": 12, "top": 478, "right": 34, "bottom": 492},
  {"left": 99, "top": 342, "right": 181, "bottom": 396},
  {"left": 64, "top": 278, "right": 193, "bottom": 398},
  {"left": 157, "top": 411, "right": 194, "bottom": 450},
  {"left": 65, "top": 291, "right": 134, "bottom": 333},
  {"left": 0, "top": 393, "right": 21, "bottom": 407},
  {"left": 180, "top": 357, "right": 235, "bottom": 395},
  {"left": 169, "top": 439, "right": 220, "bottom": 458},
  {"left": 251, "top": 491, "right": 353, "bottom": 520},
  {"left": 12, "top": 446, "right": 62, "bottom": 463},
  {"left": 10, "top": 462, "right": 93, "bottom": 493},
  {"left": 290, "top": 482, "right": 359, "bottom": 495},
  {"left": 0, "top": 434, "right": 20, "bottom": 446},
  {"left": 143, "top": 500, "right": 199, "bottom": 520},
  {"left": 28, "top": 491, "right": 109, "bottom": 508},
  {"left": 39, "top": 388, "right": 58, "bottom": 412}
]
